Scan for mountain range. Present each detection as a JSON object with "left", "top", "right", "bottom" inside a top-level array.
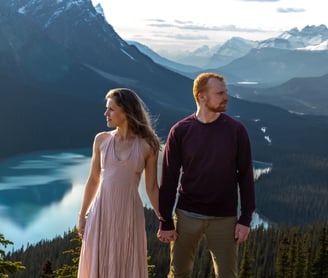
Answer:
[
  {"left": 148, "top": 24, "right": 328, "bottom": 69},
  {"left": 131, "top": 25, "right": 328, "bottom": 116},
  {"left": 1, "top": 0, "right": 328, "bottom": 225}
]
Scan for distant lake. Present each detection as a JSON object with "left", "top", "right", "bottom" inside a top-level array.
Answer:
[{"left": 0, "top": 148, "right": 271, "bottom": 252}]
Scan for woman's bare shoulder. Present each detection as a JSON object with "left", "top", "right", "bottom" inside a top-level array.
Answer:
[
  {"left": 139, "top": 137, "right": 159, "bottom": 160},
  {"left": 94, "top": 130, "right": 114, "bottom": 147}
]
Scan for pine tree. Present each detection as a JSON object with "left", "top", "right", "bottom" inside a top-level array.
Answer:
[
  {"left": 54, "top": 229, "right": 81, "bottom": 278},
  {"left": 0, "top": 233, "right": 25, "bottom": 277},
  {"left": 312, "top": 226, "right": 328, "bottom": 277},
  {"left": 276, "top": 236, "right": 292, "bottom": 278},
  {"left": 293, "top": 236, "right": 308, "bottom": 278},
  {"left": 41, "top": 259, "right": 55, "bottom": 278},
  {"left": 239, "top": 240, "right": 254, "bottom": 278},
  {"left": 147, "top": 255, "right": 156, "bottom": 278}
]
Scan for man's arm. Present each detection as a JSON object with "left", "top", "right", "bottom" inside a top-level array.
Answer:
[
  {"left": 237, "top": 124, "right": 256, "bottom": 227},
  {"left": 159, "top": 127, "right": 182, "bottom": 231}
]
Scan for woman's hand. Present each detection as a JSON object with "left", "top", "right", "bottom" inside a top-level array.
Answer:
[
  {"left": 77, "top": 215, "right": 86, "bottom": 239},
  {"left": 157, "top": 229, "right": 178, "bottom": 243}
]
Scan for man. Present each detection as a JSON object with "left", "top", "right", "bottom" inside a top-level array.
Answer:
[{"left": 157, "top": 72, "right": 256, "bottom": 278}]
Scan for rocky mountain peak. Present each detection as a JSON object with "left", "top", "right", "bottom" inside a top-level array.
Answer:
[{"left": 274, "top": 24, "right": 328, "bottom": 50}]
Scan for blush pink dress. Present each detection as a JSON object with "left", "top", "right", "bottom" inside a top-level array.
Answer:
[{"left": 78, "top": 131, "right": 148, "bottom": 278}]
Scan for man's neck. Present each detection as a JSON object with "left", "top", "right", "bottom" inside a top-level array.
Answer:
[{"left": 195, "top": 110, "right": 221, "bottom": 123}]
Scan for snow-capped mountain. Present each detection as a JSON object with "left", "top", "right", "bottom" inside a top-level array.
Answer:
[
  {"left": 9, "top": 0, "right": 97, "bottom": 27},
  {"left": 170, "top": 44, "right": 221, "bottom": 67},
  {"left": 153, "top": 24, "right": 328, "bottom": 71},
  {"left": 159, "top": 25, "right": 328, "bottom": 85},
  {"left": 94, "top": 3, "right": 105, "bottom": 17},
  {"left": 1, "top": 0, "right": 194, "bottom": 105},
  {"left": 205, "top": 37, "right": 258, "bottom": 68},
  {"left": 304, "top": 40, "right": 328, "bottom": 51},
  {"left": 129, "top": 37, "right": 257, "bottom": 74},
  {"left": 258, "top": 24, "right": 328, "bottom": 50}
]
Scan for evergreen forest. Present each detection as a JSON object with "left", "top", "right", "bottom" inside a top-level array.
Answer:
[{"left": 2, "top": 209, "right": 328, "bottom": 278}]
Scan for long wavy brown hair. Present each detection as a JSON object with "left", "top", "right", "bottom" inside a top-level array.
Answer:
[{"left": 106, "top": 88, "right": 161, "bottom": 153}]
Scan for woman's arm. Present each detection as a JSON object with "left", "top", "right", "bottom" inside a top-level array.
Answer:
[
  {"left": 77, "top": 133, "right": 104, "bottom": 238},
  {"left": 144, "top": 147, "right": 161, "bottom": 219}
]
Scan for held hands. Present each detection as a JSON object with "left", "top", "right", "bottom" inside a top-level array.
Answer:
[
  {"left": 234, "top": 223, "right": 250, "bottom": 245},
  {"left": 157, "top": 229, "right": 178, "bottom": 243},
  {"left": 156, "top": 214, "right": 178, "bottom": 243},
  {"left": 77, "top": 214, "right": 86, "bottom": 239}
]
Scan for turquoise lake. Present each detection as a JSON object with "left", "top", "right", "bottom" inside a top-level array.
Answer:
[{"left": 0, "top": 148, "right": 271, "bottom": 251}]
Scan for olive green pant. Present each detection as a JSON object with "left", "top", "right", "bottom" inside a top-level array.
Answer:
[{"left": 168, "top": 209, "right": 238, "bottom": 278}]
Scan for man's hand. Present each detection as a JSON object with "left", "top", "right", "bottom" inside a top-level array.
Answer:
[
  {"left": 234, "top": 223, "right": 250, "bottom": 245},
  {"left": 157, "top": 229, "right": 178, "bottom": 243}
]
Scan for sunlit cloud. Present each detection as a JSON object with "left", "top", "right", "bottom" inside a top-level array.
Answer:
[
  {"left": 146, "top": 18, "right": 166, "bottom": 23},
  {"left": 167, "top": 33, "right": 209, "bottom": 41},
  {"left": 277, "top": 7, "right": 306, "bottom": 13},
  {"left": 174, "top": 19, "right": 193, "bottom": 25},
  {"left": 147, "top": 19, "right": 267, "bottom": 34}
]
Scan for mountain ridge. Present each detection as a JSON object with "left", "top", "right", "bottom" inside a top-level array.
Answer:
[{"left": 158, "top": 24, "right": 328, "bottom": 68}]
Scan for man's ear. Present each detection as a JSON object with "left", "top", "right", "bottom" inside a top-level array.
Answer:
[{"left": 198, "top": 91, "right": 206, "bottom": 102}]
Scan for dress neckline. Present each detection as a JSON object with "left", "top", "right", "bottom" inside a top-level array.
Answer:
[{"left": 112, "top": 132, "right": 137, "bottom": 162}]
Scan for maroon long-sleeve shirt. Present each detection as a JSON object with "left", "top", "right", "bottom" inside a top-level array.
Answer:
[{"left": 159, "top": 113, "right": 256, "bottom": 230}]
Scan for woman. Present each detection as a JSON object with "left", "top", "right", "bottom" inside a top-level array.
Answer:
[{"left": 77, "top": 88, "right": 161, "bottom": 278}]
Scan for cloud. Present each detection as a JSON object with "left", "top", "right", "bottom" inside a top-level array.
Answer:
[
  {"left": 165, "top": 33, "right": 209, "bottom": 41},
  {"left": 174, "top": 20, "right": 193, "bottom": 25},
  {"left": 146, "top": 18, "right": 166, "bottom": 23},
  {"left": 277, "top": 7, "right": 305, "bottom": 13},
  {"left": 146, "top": 19, "right": 265, "bottom": 33}
]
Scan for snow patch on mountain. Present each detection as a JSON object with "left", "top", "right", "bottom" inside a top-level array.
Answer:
[
  {"left": 258, "top": 24, "right": 328, "bottom": 51},
  {"left": 301, "top": 40, "right": 328, "bottom": 51},
  {"left": 94, "top": 3, "right": 105, "bottom": 18}
]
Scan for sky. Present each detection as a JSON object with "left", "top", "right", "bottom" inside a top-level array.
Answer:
[{"left": 91, "top": 0, "right": 327, "bottom": 58}]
